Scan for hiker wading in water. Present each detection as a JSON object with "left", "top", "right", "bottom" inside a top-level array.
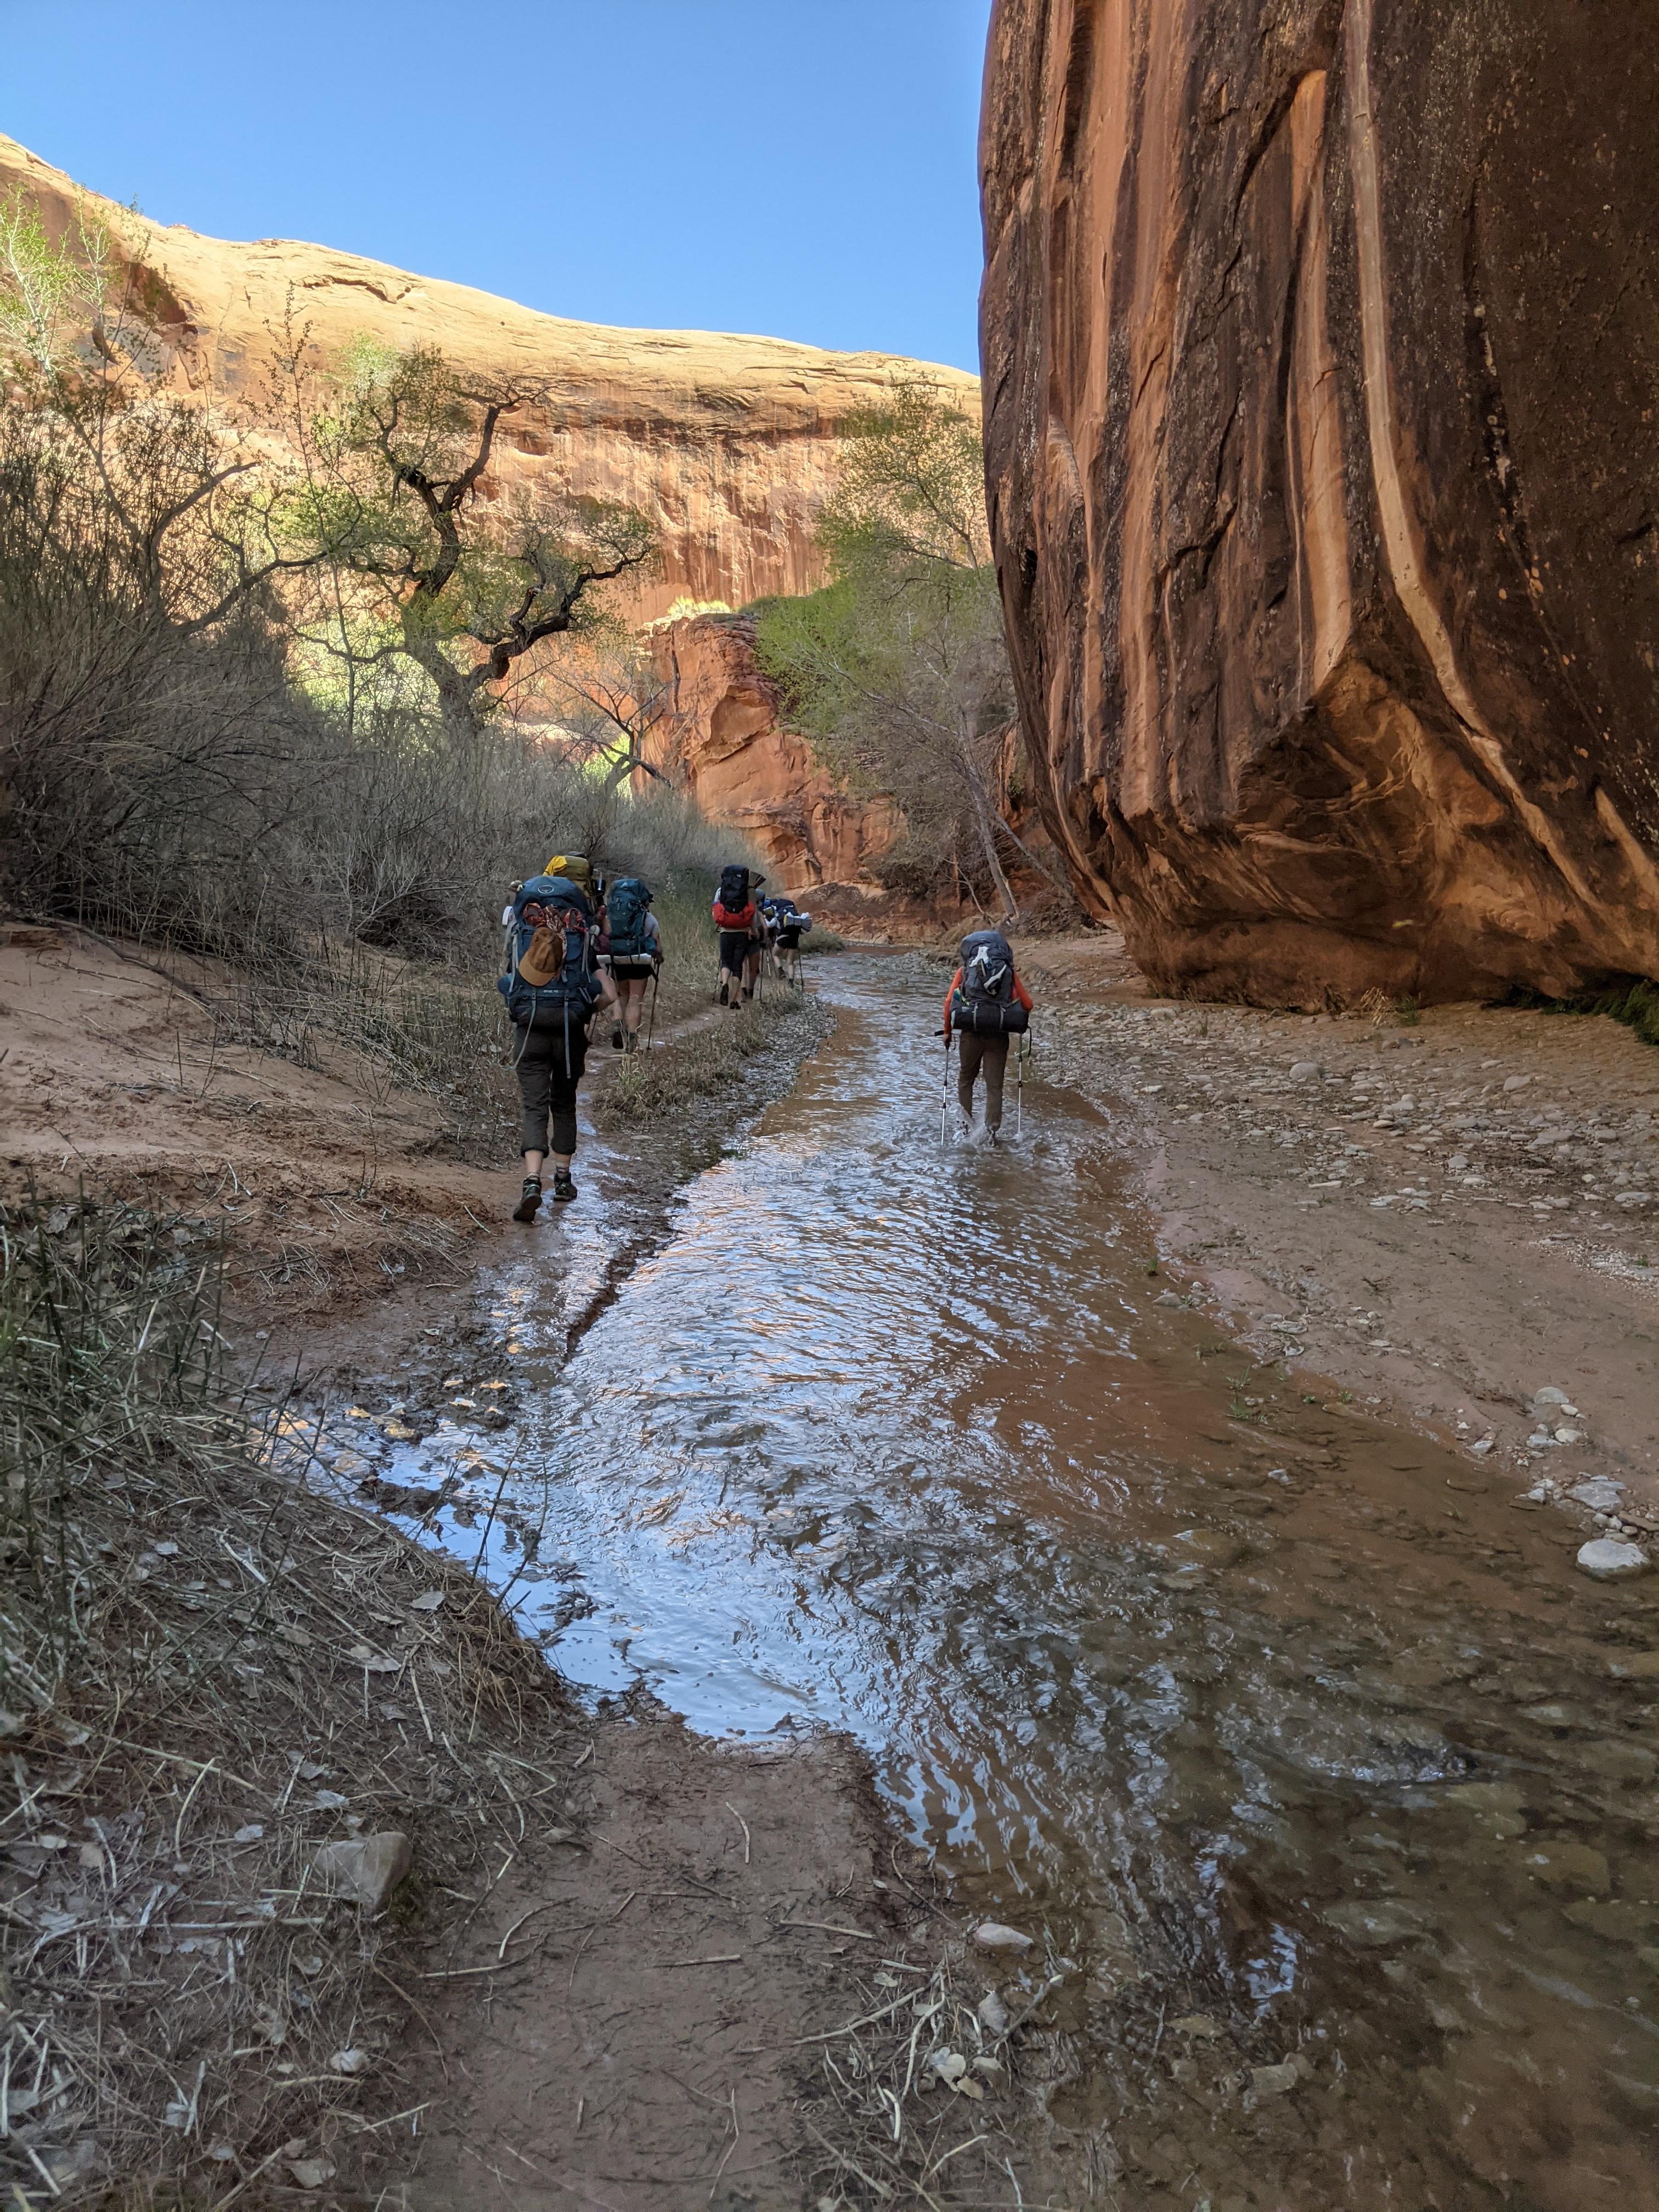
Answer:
[
  {"left": 943, "top": 928, "right": 1032, "bottom": 1144},
  {"left": 499, "top": 873, "right": 617, "bottom": 1220}
]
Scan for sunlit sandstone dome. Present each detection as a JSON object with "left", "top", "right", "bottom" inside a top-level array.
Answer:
[{"left": 0, "top": 134, "right": 978, "bottom": 624}]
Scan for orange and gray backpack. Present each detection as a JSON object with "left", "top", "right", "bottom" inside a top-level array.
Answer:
[{"left": 499, "top": 876, "right": 601, "bottom": 1065}]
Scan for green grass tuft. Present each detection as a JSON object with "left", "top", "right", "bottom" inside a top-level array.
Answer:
[{"left": 1513, "top": 975, "right": 1659, "bottom": 1052}]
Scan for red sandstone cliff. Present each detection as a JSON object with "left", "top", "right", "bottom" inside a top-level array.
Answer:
[
  {"left": 980, "top": 0, "right": 1659, "bottom": 1005},
  {"left": 1, "top": 135, "right": 975, "bottom": 623},
  {"left": 646, "top": 616, "right": 901, "bottom": 895}
]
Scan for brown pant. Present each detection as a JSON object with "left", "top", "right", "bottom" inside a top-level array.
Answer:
[{"left": 956, "top": 1032, "right": 1009, "bottom": 1128}]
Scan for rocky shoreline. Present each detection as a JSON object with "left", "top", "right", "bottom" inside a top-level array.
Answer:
[{"left": 1025, "top": 929, "right": 1659, "bottom": 1551}]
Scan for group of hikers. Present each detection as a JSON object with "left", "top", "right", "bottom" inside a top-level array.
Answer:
[
  {"left": 710, "top": 863, "right": 812, "bottom": 1002},
  {"left": 496, "top": 856, "right": 816, "bottom": 1222},
  {"left": 498, "top": 851, "right": 1031, "bottom": 1221},
  {"left": 498, "top": 854, "right": 661, "bottom": 1221}
]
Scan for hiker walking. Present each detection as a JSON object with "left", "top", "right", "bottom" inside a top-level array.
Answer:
[
  {"left": 712, "top": 864, "right": 764, "bottom": 1008},
  {"left": 764, "top": 894, "right": 812, "bottom": 986},
  {"left": 499, "top": 872, "right": 617, "bottom": 1219},
  {"left": 943, "top": 928, "right": 1032, "bottom": 1144},
  {"left": 603, "top": 874, "right": 662, "bottom": 1052}
]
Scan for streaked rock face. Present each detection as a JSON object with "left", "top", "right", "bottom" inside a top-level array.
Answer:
[
  {"left": 2, "top": 135, "right": 975, "bottom": 624},
  {"left": 646, "top": 616, "right": 900, "bottom": 893},
  {"left": 980, "top": 0, "right": 1659, "bottom": 1003}
]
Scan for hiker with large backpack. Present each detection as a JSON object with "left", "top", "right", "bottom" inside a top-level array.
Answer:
[
  {"left": 498, "top": 873, "right": 617, "bottom": 1219},
  {"left": 712, "top": 863, "right": 764, "bottom": 1008},
  {"left": 602, "top": 874, "right": 662, "bottom": 1052},
  {"left": 764, "top": 894, "right": 812, "bottom": 986},
  {"left": 941, "top": 928, "right": 1033, "bottom": 1144}
]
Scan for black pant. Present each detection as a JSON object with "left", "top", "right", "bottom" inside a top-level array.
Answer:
[{"left": 514, "top": 1025, "right": 588, "bottom": 1158}]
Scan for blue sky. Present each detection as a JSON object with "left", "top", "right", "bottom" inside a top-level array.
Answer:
[{"left": 1, "top": 1, "right": 992, "bottom": 370}]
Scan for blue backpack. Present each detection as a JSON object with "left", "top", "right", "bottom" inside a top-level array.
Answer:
[
  {"left": 498, "top": 876, "right": 602, "bottom": 1053},
  {"left": 606, "top": 876, "right": 654, "bottom": 961}
]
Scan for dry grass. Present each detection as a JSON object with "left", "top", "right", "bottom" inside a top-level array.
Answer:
[
  {"left": 0, "top": 1196, "right": 577, "bottom": 2207},
  {"left": 593, "top": 991, "right": 833, "bottom": 1130},
  {"left": 796, "top": 1941, "right": 1059, "bottom": 2208}
]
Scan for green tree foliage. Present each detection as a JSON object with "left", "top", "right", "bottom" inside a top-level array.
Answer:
[
  {"left": 755, "top": 373, "right": 1022, "bottom": 916},
  {"left": 284, "top": 342, "right": 656, "bottom": 740}
]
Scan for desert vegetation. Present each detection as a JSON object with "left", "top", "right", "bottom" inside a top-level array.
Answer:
[
  {"left": 755, "top": 372, "right": 1065, "bottom": 923},
  {"left": 0, "top": 192, "right": 757, "bottom": 1116}
]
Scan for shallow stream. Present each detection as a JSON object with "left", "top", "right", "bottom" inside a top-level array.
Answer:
[{"left": 318, "top": 957, "right": 1659, "bottom": 2205}]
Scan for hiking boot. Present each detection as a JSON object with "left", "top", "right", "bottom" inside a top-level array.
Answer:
[
  {"left": 512, "top": 1176, "right": 542, "bottom": 1222},
  {"left": 551, "top": 1170, "right": 578, "bottom": 1203},
  {"left": 611, "top": 1026, "right": 625, "bottom": 1051},
  {"left": 718, "top": 981, "right": 730, "bottom": 1006},
  {"left": 987, "top": 1124, "right": 1002, "bottom": 1147}
]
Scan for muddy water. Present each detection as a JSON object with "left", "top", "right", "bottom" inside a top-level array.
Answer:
[{"left": 359, "top": 960, "right": 1657, "bottom": 2204}]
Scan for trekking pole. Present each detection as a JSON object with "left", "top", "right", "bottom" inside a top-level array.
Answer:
[
  {"left": 1016, "top": 1030, "right": 1024, "bottom": 1139},
  {"left": 646, "top": 969, "right": 659, "bottom": 1052},
  {"left": 940, "top": 1035, "right": 951, "bottom": 1148}
]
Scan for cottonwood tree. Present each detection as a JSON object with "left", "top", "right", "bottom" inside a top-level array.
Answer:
[
  {"left": 290, "top": 344, "right": 656, "bottom": 741},
  {"left": 539, "top": 635, "right": 673, "bottom": 788},
  {"left": 755, "top": 373, "right": 1037, "bottom": 921}
]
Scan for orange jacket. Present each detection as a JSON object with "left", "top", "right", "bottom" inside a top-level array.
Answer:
[{"left": 943, "top": 966, "right": 1033, "bottom": 1041}]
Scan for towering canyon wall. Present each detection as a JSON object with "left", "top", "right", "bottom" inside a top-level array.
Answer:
[
  {"left": 2, "top": 136, "right": 975, "bottom": 623},
  {"left": 646, "top": 616, "right": 901, "bottom": 894},
  {"left": 980, "top": 1, "right": 1659, "bottom": 1004}
]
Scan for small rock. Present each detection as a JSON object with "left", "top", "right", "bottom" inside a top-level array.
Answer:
[
  {"left": 232, "top": 1823, "right": 264, "bottom": 1844},
  {"left": 1448, "top": 1152, "right": 1470, "bottom": 1172},
  {"left": 1323, "top": 1899, "right": 1429, "bottom": 1946},
  {"left": 312, "top": 1790, "right": 349, "bottom": 1812},
  {"left": 1172, "top": 2012, "right": 1226, "bottom": 2039},
  {"left": 1289, "top": 1060, "right": 1322, "bottom": 1080},
  {"left": 1444, "top": 1782, "right": 1527, "bottom": 1838},
  {"left": 409, "top": 1589, "right": 445, "bottom": 1612},
  {"left": 311, "top": 1830, "right": 411, "bottom": 1912},
  {"left": 977, "top": 1989, "right": 1010, "bottom": 2034},
  {"left": 1554, "top": 1427, "right": 1585, "bottom": 1444},
  {"left": 1520, "top": 1702, "right": 1578, "bottom": 1729},
  {"left": 1607, "top": 1649, "right": 1659, "bottom": 1681},
  {"left": 152, "top": 1541, "right": 179, "bottom": 1557},
  {"left": 1562, "top": 1899, "right": 1659, "bottom": 1944},
  {"left": 1172, "top": 1527, "right": 1246, "bottom": 1570},
  {"left": 1573, "top": 1739, "right": 1657, "bottom": 1784},
  {"left": 972, "top": 1920, "right": 1034, "bottom": 1953},
  {"left": 286, "top": 2159, "right": 336, "bottom": 2191},
  {"left": 1532, "top": 1385, "right": 1572, "bottom": 1407},
  {"left": 1503, "top": 1075, "right": 1532, "bottom": 1092},
  {"left": 1570, "top": 1477, "right": 1624, "bottom": 1513},
  {"left": 1577, "top": 1538, "right": 1650, "bottom": 1582},
  {"left": 1250, "top": 2056, "right": 1310, "bottom": 2097},
  {"left": 1517, "top": 1839, "right": 1610, "bottom": 1894},
  {"left": 328, "top": 2047, "right": 371, "bottom": 2074}
]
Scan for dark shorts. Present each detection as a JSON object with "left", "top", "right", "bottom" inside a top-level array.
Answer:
[
  {"left": 718, "top": 931, "right": 752, "bottom": 970},
  {"left": 776, "top": 930, "right": 802, "bottom": 950},
  {"left": 610, "top": 959, "right": 654, "bottom": 982}
]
